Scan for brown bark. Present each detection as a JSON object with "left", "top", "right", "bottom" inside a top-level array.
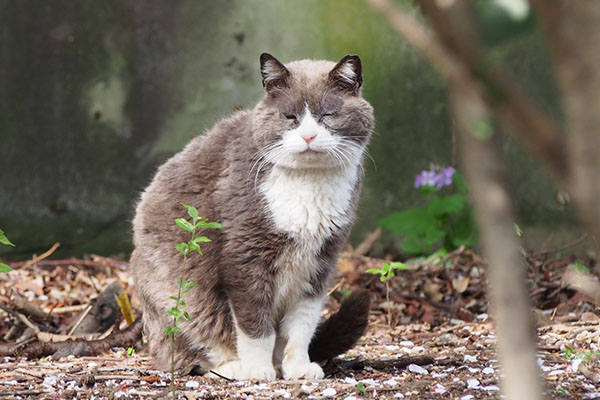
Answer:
[{"left": 531, "top": 0, "right": 600, "bottom": 253}]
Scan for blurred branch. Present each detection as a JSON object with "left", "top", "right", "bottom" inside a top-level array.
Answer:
[
  {"left": 531, "top": 1, "right": 600, "bottom": 255},
  {"left": 365, "top": 0, "right": 568, "bottom": 185},
  {"left": 451, "top": 85, "right": 544, "bottom": 400}
]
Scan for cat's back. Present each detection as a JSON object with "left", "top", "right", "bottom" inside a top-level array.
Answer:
[{"left": 132, "top": 110, "right": 254, "bottom": 247}]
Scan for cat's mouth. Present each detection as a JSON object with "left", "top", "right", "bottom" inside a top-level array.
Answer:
[{"left": 300, "top": 148, "right": 322, "bottom": 154}]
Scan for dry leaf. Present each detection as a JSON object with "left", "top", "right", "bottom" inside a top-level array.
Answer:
[
  {"left": 452, "top": 276, "right": 470, "bottom": 294},
  {"left": 424, "top": 282, "right": 443, "bottom": 302}
]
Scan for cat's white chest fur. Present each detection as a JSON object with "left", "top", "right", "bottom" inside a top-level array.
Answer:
[
  {"left": 261, "top": 165, "right": 357, "bottom": 244},
  {"left": 261, "top": 165, "right": 359, "bottom": 312}
]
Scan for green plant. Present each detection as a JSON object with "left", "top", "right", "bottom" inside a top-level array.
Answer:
[
  {"left": 379, "top": 167, "right": 477, "bottom": 256},
  {"left": 366, "top": 261, "right": 408, "bottom": 327},
  {"left": 0, "top": 228, "right": 15, "bottom": 273},
  {"left": 553, "top": 386, "right": 570, "bottom": 395},
  {"left": 356, "top": 381, "right": 366, "bottom": 394},
  {"left": 564, "top": 346, "right": 600, "bottom": 364},
  {"left": 569, "top": 262, "right": 590, "bottom": 273},
  {"left": 166, "top": 204, "right": 221, "bottom": 398}
]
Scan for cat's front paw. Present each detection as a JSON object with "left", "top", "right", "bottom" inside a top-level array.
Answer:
[
  {"left": 208, "top": 360, "right": 276, "bottom": 381},
  {"left": 282, "top": 361, "right": 324, "bottom": 380}
]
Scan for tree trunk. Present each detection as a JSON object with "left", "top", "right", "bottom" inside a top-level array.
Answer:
[{"left": 451, "top": 85, "right": 545, "bottom": 400}]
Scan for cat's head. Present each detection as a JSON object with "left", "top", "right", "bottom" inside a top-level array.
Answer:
[{"left": 252, "top": 53, "right": 374, "bottom": 171}]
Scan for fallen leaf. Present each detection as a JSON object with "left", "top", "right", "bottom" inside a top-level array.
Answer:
[{"left": 452, "top": 276, "right": 470, "bottom": 293}]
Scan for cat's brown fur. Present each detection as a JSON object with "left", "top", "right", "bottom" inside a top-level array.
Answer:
[{"left": 130, "top": 53, "right": 374, "bottom": 378}]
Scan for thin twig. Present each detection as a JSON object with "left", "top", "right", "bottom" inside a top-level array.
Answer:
[
  {"left": 47, "top": 304, "right": 90, "bottom": 314},
  {"left": 529, "top": 233, "right": 589, "bottom": 258},
  {"left": 208, "top": 369, "right": 233, "bottom": 381},
  {"left": 0, "top": 302, "right": 40, "bottom": 333},
  {"left": 67, "top": 304, "right": 93, "bottom": 336},
  {"left": 19, "top": 242, "right": 61, "bottom": 270}
]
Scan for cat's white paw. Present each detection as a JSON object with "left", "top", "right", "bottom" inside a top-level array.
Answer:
[
  {"left": 282, "top": 361, "right": 324, "bottom": 380},
  {"left": 208, "top": 360, "right": 276, "bottom": 381}
]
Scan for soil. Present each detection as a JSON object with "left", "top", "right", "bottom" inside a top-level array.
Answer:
[{"left": 0, "top": 245, "right": 598, "bottom": 399}]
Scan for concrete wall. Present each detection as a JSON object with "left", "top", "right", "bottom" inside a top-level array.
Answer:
[{"left": 0, "top": 0, "right": 578, "bottom": 258}]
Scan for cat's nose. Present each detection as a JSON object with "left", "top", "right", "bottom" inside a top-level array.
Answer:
[{"left": 301, "top": 132, "right": 317, "bottom": 144}]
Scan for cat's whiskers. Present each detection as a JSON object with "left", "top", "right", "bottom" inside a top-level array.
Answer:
[{"left": 249, "top": 142, "right": 283, "bottom": 179}]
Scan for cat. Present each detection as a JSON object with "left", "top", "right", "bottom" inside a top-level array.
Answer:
[{"left": 130, "top": 53, "right": 374, "bottom": 381}]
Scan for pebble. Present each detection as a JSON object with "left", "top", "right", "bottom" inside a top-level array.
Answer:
[{"left": 408, "top": 364, "right": 428, "bottom": 375}]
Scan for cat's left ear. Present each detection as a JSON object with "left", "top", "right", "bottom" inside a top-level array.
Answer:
[
  {"left": 260, "top": 53, "right": 290, "bottom": 91},
  {"left": 329, "top": 55, "right": 363, "bottom": 95}
]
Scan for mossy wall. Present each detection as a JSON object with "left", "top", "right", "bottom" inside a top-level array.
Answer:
[{"left": 0, "top": 0, "right": 577, "bottom": 258}]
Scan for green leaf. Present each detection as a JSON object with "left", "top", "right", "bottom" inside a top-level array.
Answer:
[
  {"left": 0, "top": 262, "right": 13, "bottom": 273},
  {"left": 176, "top": 243, "right": 189, "bottom": 256},
  {"left": 182, "top": 203, "right": 199, "bottom": 222},
  {"left": 423, "top": 226, "right": 445, "bottom": 247},
  {"left": 365, "top": 268, "right": 382, "bottom": 275},
  {"left": 402, "top": 237, "right": 425, "bottom": 255},
  {"left": 565, "top": 347, "right": 574, "bottom": 360},
  {"left": 195, "top": 221, "right": 222, "bottom": 230},
  {"left": 192, "top": 236, "right": 212, "bottom": 243},
  {"left": 570, "top": 263, "right": 590, "bottom": 273},
  {"left": 169, "top": 296, "right": 179, "bottom": 302},
  {"left": 514, "top": 223, "right": 523, "bottom": 237},
  {"left": 184, "top": 281, "right": 199, "bottom": 288},
  {"left": 356, "top": 382, "right": 366, "bottom": 394},
  {"left": 380, "top": 208, "right": 437, "bottom": 236},
  {"left": 0, "top": 229, "right": 15, "bottom": 247},
  {"left": 174, "top": 218, "right": 194, "bottom": 232},
  {"left": 179, "top": 299, "right": 186, "bottom": 307},
  {"left": 428, "top": 194, "right": 465, "bottom": 217},
  {"left": 452, "top": 172, "right": 469, "bottom": 195},
  {"left": 389, "top": 261, "right": 409, "bottom": 271},
  {"left": 183, "top": 311, "right": 192, "bottom": 321},
  {"left": 450, "top": 212, "right": 478, "bottom": 248}
]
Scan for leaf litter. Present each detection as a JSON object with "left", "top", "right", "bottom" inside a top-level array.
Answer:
[{"left": 0, "top": 242, "right": 598, "bottom": 399}]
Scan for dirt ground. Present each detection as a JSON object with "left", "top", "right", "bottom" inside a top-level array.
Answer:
[{"left": 0, "top": 244, "right": 599, "bottom": 399}]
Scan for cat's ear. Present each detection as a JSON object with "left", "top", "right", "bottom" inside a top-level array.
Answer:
[
  {"left": 328, "top": 55, "right": 363, "bottom": 95},
  {"left": 260, "top": 53, "right": 290, "bottom": 91}
]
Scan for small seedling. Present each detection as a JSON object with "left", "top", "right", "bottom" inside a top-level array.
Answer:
[
  {"left": 126, "top": 346, "right": 135, "bottom": 365},
  {"left": 166, "top": 204, "right": 221, "bottom": 399},
  {"left": 564, "top": 346, "right": 599, "bottom": 364},
  {"left": 554, "top": 386, "right": 570, "bottom": 395},
  {"left": 514, "top": 223, "right": 523, "bottom": 237},
  {"left": 366, "top": 261, "right": 409, "bottom": 327},
  {"left": 0, "top": 228, "right": 15, "bottom": 273},
  {"left": 569, "top": 262, "right": 590, "bottom": 273},
  {"left": 356, "top": 381, "right": 366, "bottom": 394}
]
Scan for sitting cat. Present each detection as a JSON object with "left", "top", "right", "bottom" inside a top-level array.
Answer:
[{"left": 130, "top": 53, "right": 374, "bottom": 380}]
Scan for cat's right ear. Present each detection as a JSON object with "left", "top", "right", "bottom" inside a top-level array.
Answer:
[{"left": 260, "top": 53, "right": 290, "bottom": 91}]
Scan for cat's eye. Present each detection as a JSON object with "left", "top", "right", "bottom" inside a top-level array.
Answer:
[{"left": 319, "top": 113, "right": 335, "bottom": 122}]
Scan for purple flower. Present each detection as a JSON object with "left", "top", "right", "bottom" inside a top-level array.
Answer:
[
  {"left": 436, "top": 167, "right": 455, "bottom": 188},
  {"left": 414, "top": 170, "right": 438, "bottom": 188},
  {"left": 414, "top": 166, "right": 456, "bottom": 189}
]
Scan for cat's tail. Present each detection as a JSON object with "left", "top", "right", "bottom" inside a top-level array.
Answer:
[{"left": 308, "top": 289, "right": 371, "bottom": 362}]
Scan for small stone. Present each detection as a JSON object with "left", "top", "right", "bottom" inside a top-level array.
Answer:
[
  {"left": 463, "top": 354, "right": 477, "bottom": 363},
  {"left": 185, "top": 380, "right": 200, "bottom": 389},
  {"left": 467, "top": 379, "right": 480, "bottom": 389},
  {"left": 408, "top": 364, "right": 428, "bottom": 375},
  {"left": 322, "top": 387, "right": 337, "bottom": 397}
]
